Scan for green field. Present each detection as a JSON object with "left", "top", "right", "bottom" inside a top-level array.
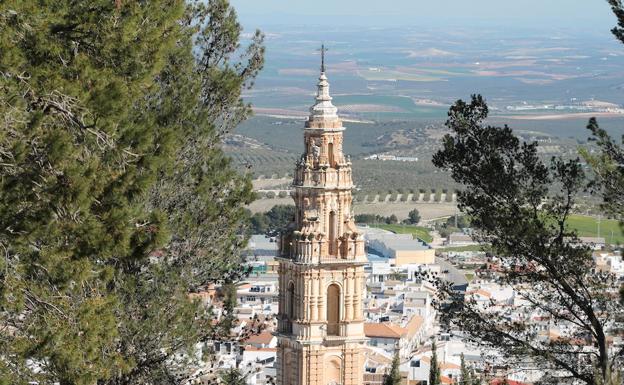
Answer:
[
  {"left": 235, "top": 116, "right": 410, "bottom": 155},
  {"left": 334, "top": 94, "right": 448, "bottom": 119},
  {"left": 353, "top": 160, "right": 456, "bottom": 193},
  {"left": 228, "top": 116, "right": 459, "bottom": 192},
  {"left": 370, "top": 224, "right": 433, "bottom": 243},
  {"left": 438, "top": 244, "right": 490, "bottom": 253},
  {"left": 358, "top": 69, "right": 444, "bottom": 82},
  {"left": 567, "top": 215, "right": 624, "bottom": 244}
]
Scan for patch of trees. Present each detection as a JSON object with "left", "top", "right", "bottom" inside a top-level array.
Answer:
[
  {"left": 459, "top": 353, "right": 482, "bottom": 385},
  {"left": 407, "top": 209, "right": 421, "bottom": 224},
  {"left": 250, "top": 205, "right": 296, "bottom": 234},
  {"left": 435, "top": 215, "right": 470, "bottom": 238},
  {"left": 383, "top": 351, "right": 401, "bottom": 385},
  {"left": 355, "top": 213, "right": 399, "bottom": 224}
]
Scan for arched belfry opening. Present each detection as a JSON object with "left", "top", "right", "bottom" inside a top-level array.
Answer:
[
  {"left": 327, "top": 284, "right": 340, "bottom": 336},
  {"left": 329, "top": 210, "right": 337, "bottom": 256},
  {"left": 287, "top": 281, "right": 295, "bottom": 333},
  {"left": 328, "top": 142, "right": 334, "bottom": 167}
]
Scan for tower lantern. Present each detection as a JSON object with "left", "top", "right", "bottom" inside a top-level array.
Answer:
[{"left": 276, "top": 47, "right": 367, "bottom": 385}]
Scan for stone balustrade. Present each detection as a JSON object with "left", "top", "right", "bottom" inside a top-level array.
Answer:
[
  {"left": 293, "top": 166, "right": 353, "bottom": 189},
  {"left": 287, "top": 234, "right": 364, "bottom": 264}
]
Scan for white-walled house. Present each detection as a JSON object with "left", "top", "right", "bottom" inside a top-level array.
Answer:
[{"left": 364, "top": 315, "right": 426, "bottom": 358}]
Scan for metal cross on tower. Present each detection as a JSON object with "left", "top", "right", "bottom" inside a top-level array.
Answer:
[{"left": 318, "top": 44, "right": 329, "bottom": 72}]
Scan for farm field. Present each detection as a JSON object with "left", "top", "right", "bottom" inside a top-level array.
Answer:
[
  {"left": 252, "top": 177, "right": 291, "bottom": 190},
  {"left": 354, "top": 202, "right": 457, "bottom": 221},
  {"left": 353, "top": 159, "right": 456, "bottom": 193},
  {"left": 234, "top": 116, "right": 440, "bottom": 155},
  {"left": 247, "top": 197, "right": 458, "bottom": 223},
  {"left": 249, "top": 26, "right": 624, "bottom": 119},
  {"left": 228, "top": 115, "right": 600, "bottom": 197},
  {"left": 333, "top": 94, "right": 449, "bottom": 119},
  {"left": 438, "top": 245, "right": 489, "bottom": 253},
  {"left": 246, "top": 198, "right": 622, "bottom": 245},
  {"left": 568, "top": 215, "right": 624, "bottom": 244},
  {"left": 369, "top": 224, "right": 433, "bottom": 243},
  {"left": 247, "top": 197, "right": 293, "bottom": 213}
]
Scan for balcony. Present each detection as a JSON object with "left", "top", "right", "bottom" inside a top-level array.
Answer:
[
  {"left": 322, "top": 322, "right": 351, "bottom": 343},
  {"left": 277, "top": 318, "right": 293, "bottom": 335},
  {"left": 286, "top": 236, "right": 365, "bottom": 264},
  {"left": 327, "top": 322, "right": 340, "bottom": 336},
  {"left": 293, "top": 166, "right": 353, "bottom": 190}
]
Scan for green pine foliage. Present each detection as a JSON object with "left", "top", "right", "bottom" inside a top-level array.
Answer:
[
  {"left": 0, "top": 0, "right": 263, "bottom": 384},
  {"left": 249, "top": 205, "right": 296, "bottom": 234},
  {"left": 383, "top": 351, "right": 402, "bottom": 385},
  {"left": 429, "top": 340, "right": 441, "bottom": 385},
  {"left": 220, "top": 368, "right": 248, "bottom": 385},
  {"left": 432, "top": 95, "right": 622, "bottom": 384},
  {"left": 459, "top": 353, "right": 471, "bottom": 385},
  {"left": 407, "top": 209, "right": 421, "bottom": 224}
]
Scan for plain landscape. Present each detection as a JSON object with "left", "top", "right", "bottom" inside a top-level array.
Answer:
[{"left": 231, "top": 25, "right": 624, "bottom": 239}]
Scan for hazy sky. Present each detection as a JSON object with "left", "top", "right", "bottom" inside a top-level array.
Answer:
[{"left": 231, "top": 0, "right": 616, "bottom": 30}]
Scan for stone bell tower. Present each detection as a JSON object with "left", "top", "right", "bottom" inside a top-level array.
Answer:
[{"left": 276, "top": 46, "right": 367, "bottom": 385}]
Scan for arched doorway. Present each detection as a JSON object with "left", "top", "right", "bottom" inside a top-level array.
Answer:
[
  {"left": 324, "top": 355, "right": 342, "bottom": 385},
  {"left": 327, "top": 284, "right": 340, "bottom": 336}
]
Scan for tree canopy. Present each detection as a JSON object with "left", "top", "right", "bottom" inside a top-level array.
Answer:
[
  {"left": 219, "top": 368, "right": 248, "bottom": 385},
  {"left": 383, "top": 351, "right": 402, "bottom": 385},
  {"left": 249, "top": 204, "right": 296, "bottom": 234},
  {"left": 0, "top": 0, "right": 263, "bottom": 383},
  {"left": 432, "top": 95, "right": 622, "bottom": 385},
  {"left": 429, "top": 3, "right": 624, "bottom": 383},
  {"left": 407, "top": 209, "right": 421, "bottom": 225},
  {"left": 429, "top": 340, "right": 441, "bottom": 385}
]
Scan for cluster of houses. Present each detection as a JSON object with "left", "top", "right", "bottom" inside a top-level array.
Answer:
[{"left": 187, "top": 227, "right": 624, "bottom": 385}]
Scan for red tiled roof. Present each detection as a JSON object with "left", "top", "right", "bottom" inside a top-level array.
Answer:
[
  {"left": 364, "top": 322, "right": 406, "bottom": 339},
  {"left": 243, "top": 330, "right": 274, "bottom": 345},
  {"left": 441, "top": 375, "right": 453, "bottom": 384},
  {"left": 466, "top": 289, "right": 492, "bottom": 298},
  {"left": 419, "top": 357, "right": 460, "bottom": 370},
  {"left": 405, "top": 315, "right": 425, "bottom": 338},
  {"left": 491, "top": 379, "right": 530, "bottom": 385},
  {"left": 243, "top": 345, "right": 277, "bottom": 352}
]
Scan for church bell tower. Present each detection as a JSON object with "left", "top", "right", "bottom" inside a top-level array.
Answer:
[{"left": 276, "top": 46, "right": 367, "bottom": 385}]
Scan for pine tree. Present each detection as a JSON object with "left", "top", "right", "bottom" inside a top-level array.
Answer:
[
  {"left": 429, "top": 340, "right": 442, "bottom": 385},
  {"left": 408, "top": 209, "right": 421, "bottom": 224},
  {"left": 459, "top": 353, "right": 471, "bottom": 385},
  {"left": 431, "top": 95, "right": 622, "bottom": 385},
  {"left": 220, "top": 368, "right": 248, "bottom": 385},
  {"left": 581, "top": 6, "right": 624, "bottom": 381},
  {"left": 0, "top": 0, "right": 263, "bottom": 384},
  {"left": 384, "top": 351, "right": 402, "bottom": 385},
  {"left": 593, "top": 367, "right": 622, "bottom": 385}
]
